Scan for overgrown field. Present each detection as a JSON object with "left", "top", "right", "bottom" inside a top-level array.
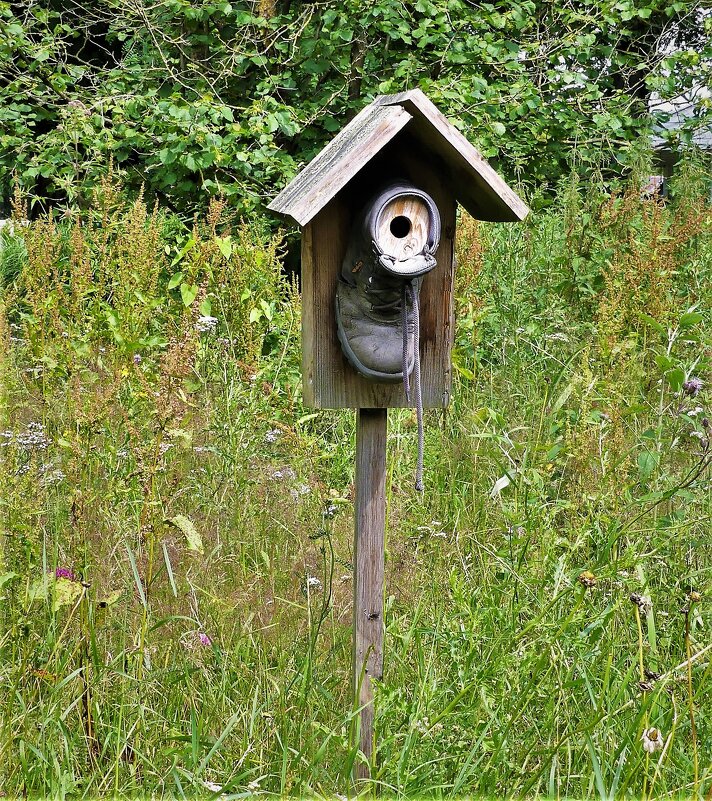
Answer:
[{"left": 1, "top": 167, "right": 711, "bottom": 799}]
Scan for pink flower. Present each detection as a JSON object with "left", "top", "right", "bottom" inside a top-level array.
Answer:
[
  {"left": 198, "top": 632, "right": 212, "bottom": 647},
  {"left": 55, "top": 568, "right": 75, "bottom": 581},
  {"left": 683, "top": 377, "right": 703, "bottom": 397}
]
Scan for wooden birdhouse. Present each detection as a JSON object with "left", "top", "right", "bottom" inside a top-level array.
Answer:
[{"left": 268, "top": 89, "right": 529, "bottom": 410}]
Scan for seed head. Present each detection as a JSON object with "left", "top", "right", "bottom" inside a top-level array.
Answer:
[
  {"left": 629, "top": 593, "right": 652, "bottom": 616},
  {"left": 579, "top": 570, "right": 597, "bottom": 588}
]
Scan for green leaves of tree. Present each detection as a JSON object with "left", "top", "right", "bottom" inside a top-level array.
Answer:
[{"left": 0, "top": 0, "right": 709, "bottom": 213}]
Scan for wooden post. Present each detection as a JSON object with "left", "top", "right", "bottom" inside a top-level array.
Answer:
[{"left": 353, "top": 407, "right": 387, "bottom": 783}]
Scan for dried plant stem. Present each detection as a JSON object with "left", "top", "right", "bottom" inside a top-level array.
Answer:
[
  {"left": 636, "top": 606, "right": 649, "bottom": 800},
  {"left": 685, "top": 607, "right": 699, "bottom": 793}
]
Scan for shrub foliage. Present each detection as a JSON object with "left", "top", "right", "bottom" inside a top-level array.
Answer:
[{"left": 0, "top": 0, "right": 710, "bottom": 215}]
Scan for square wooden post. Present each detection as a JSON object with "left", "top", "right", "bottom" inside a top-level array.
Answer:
[{"left": 352, "top": 407, "right": 387, "bottom": 782}]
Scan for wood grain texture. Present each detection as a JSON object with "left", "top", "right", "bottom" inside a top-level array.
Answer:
[
  {"left": 267, "top": 89, "right": 528, "bottom": 228},
  {"left": 375, "top": 89, "right": 530, "bottom": 222},
  {"left": 267, "top": 104, "right": 412, "bottom": 226},
  {"left": 374, "top": 196, "right": 429, "bottom": 260},
  {"left": 301, "top": 139, "right": 456, "bottom": 409},
  {"left": 352, "top": 408, "right": 387, "bottom": 782}
]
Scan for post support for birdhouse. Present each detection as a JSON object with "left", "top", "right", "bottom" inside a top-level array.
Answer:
[
  {"left": 266, "top": 85, "right": 530, "bottom": 793},
  {"left": 352, "top": 407, "right": 387, "bottom": 782}
]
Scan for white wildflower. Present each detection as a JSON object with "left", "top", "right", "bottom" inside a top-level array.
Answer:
[
  {"left": 306, "top": 576, "right": 322, "bottom": 591},
  {"left": 195, "top": 315, "right": 218, "bottom": 333},
  {"left": 271, "top": 467, "right": 295, "bottom": 481},
  {"left": 264, "top": 428, "right": 281, "bottom": 443},
  {"left": 641, "top": 727, "right": 664, "bottom": 754},
  {"left": 630, "top": 593, "right": 653, "bottom": 616},
  {"left": 41, "top": 469, "right": 66, "bottom": 487},
  {"left": 16, "top": 422, "right": 50, "bottom": 450}
]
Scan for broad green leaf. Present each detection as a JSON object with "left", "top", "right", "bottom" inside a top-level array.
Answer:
[
  {"left": 167, "top": 514, "right": 203, "bottom": 553},
  {"left": 638, "top": 450, "right": 658, "bottom": 480},
  {"left": 666, "top": 368, "right": 685, "bottom": 392},
  {"left": 215, "top": 236, "right": 232, "bottom": 260},
  {"left": 53, "top": 576, "right": 83, "bottom": 612},
  {"left": 638, "top": 312, "right": 664, "bottom": 334},
  {"left": 259, "top": 299, "right": 273, "bottom": 321},
  {"left": 0, "top": 572, "right": 18, "bottom": 590},
  {"left": 171, "top": 237, "right": 196, "bottom": 268},
  {"left": 180, "top": 282, "right": 199, "bottom": 307},
  {"left": 680, "top": 311, "right": 703, "bottom": 328},
  {"left": 168, "top": 271, "right": 184, "bottom": 290},
  {"left": 655, "top": 353, "right": 673, "bottom": 372}
]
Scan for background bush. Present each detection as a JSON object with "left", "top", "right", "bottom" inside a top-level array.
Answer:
[{"left": 0, "top": 0, "right": 710, "bottom": 217}]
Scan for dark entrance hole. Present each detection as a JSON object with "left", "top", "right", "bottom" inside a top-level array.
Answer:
[{"left": 390, "top": 215, "right": 411, "bottom": 238}]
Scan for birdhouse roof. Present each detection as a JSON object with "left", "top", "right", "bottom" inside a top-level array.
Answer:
[{"left": 267, "top": 89, "right": 529, "bottom": 226}]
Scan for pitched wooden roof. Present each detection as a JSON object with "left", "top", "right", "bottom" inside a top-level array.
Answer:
[{"left": 268, "top": 88, "right": 529, "bottom": 225}]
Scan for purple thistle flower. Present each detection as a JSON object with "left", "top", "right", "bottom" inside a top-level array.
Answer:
[
  {"left": 683, "top": 377, "right": 703, "bottom": 397},
  {"left": 198, "top": 632, "right": 212, "bottom": 647},
  {"left": 55, "top": 567, "right": 75, "bottom": 581}
]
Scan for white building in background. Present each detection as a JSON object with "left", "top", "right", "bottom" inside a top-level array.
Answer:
[{"left": 650, "top": 88, "right": 712, "bottom": 182}]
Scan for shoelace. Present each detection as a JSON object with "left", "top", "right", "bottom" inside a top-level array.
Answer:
[
  {"left": 365, "top": 274, "right": 425, "bottom": 492},
  {"left": 402, "top": 280, "right": 424, "bottom": 492}
]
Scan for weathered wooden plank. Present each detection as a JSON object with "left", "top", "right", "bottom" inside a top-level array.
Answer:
[
  {"left": 301, "top": 139, "right": 456, "bottom": 409},
  {"left": 352, "top": 407, "right": 387, "bottom": 782},
  {"left": 267, "top": 105, "right": 412, "bottom": 227},
  {"left": 375, "top": 89, "right": 530, "bottom": 222}
]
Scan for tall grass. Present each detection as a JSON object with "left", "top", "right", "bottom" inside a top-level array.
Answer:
[{"left": 0, "top": 166, "right": 711, "bottom": 799}]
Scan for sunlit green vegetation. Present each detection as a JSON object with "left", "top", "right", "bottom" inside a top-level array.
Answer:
[{"left": 0, "top": 163, "right": 710, "bottom": 798}]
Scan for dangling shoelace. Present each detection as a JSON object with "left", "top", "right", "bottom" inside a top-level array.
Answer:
[{"left": 402, "top": 280, "right": 424, "bottom": 492}]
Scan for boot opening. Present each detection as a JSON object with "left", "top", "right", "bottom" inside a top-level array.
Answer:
[{"left": 389, "top": 215, "right": 412, "bottom": 238}]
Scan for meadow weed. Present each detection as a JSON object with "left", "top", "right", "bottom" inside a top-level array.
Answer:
[{"left": 0, "top": 169, "right": 710, "bottom": 799}]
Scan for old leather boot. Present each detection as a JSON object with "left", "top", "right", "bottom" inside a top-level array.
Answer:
[{"left": 335, "top": 182, "right": 441, "bottom": 383}]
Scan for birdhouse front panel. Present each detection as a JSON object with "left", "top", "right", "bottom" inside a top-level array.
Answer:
[
  {"left": 300, "top": 139, "right": 456, "bottom": 409},
  {"left": 267, "top": 89, "right": 529, "bottom": 411}
]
